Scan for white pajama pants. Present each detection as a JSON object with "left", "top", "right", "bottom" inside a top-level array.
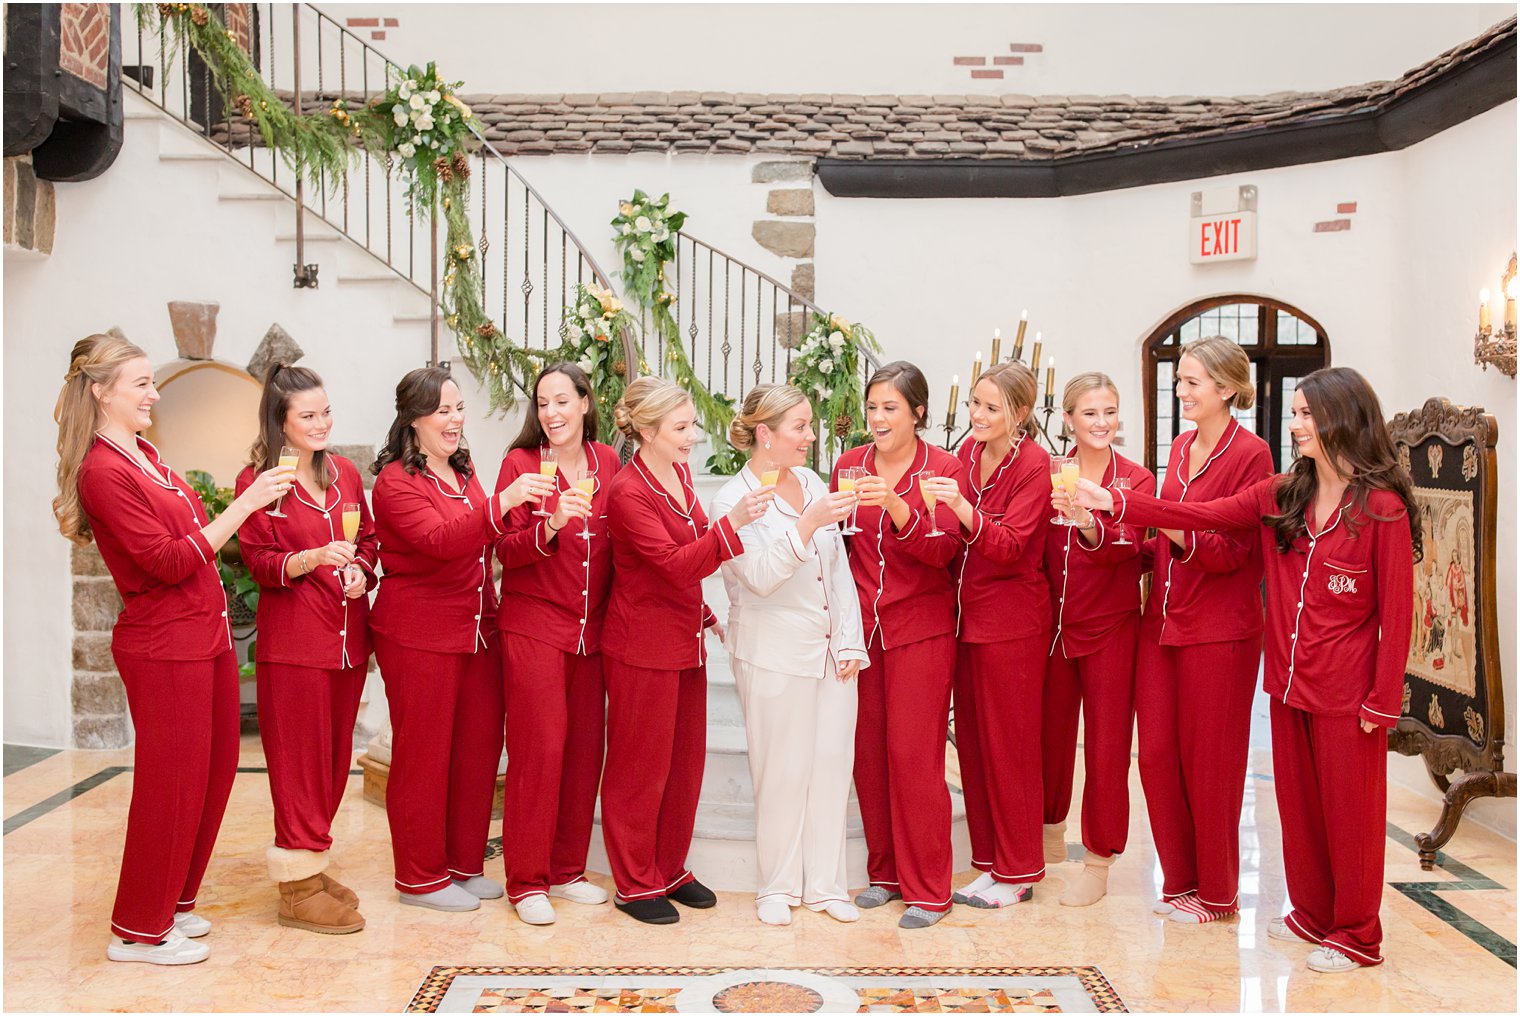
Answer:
[{"left": 732, "top": 659, "right": 858, "bottom": 909}]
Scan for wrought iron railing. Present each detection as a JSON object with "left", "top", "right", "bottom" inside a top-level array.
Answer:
[
  {"left": 122, "top": 2, "right": 636, "bottom": 395},
  {"left": 666, "top": 232, "right": 880, "bottom": 468}
]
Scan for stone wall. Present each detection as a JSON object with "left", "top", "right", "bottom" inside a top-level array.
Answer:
[
  {"left": 4, "top": 156, "right": 58, "bottom": 257},
  {"left": 70, "top": 544, "right": 127, "bottom": 748}
]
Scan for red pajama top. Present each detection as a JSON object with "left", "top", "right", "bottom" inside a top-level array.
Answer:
[
  {"left": 602, "top": 452, "right": 744, "bottom": 670},
  {"left": 1111, "top": 480, "right": 1415, "bottom": 727},
  {"left": 370, "top": 459, "right": 503, "bottom": 654},
  {"left": 831, "top": 440, "right": 963, "bottom": 650},
  {"left": 1144, "top": 419, "right": 1275, "bottom": 646},
  {"left": 951, "top": 435, "right": 1052, "bottom": 644},
  {"left": 75, "top": 433, "right": 232, "bottom": 660},
  {"left": 494, "top": 441, "right": 620, "bottom": 656},
  {"left": 235, "top": 455, "right": 379, "bottom": 669},
  {"left": 1045, "top": 450, "right": 1155, "bottom": 659}
]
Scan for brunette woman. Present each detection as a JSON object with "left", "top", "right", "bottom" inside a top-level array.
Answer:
[
  {"left": 370, "top": 366, "right": 553, "bottom": 912},
  {"left": 235, "top": 364, "right": 376, "bottom": 934},
  {"left": 712, "top": 384, "right": 863, "bottom": 926},
  {"left": 600, "top": 376, "right": 771, "bottom": 925},
  {"left": 1124, "top": 336, "right": 1274, "bottom": 924},
  {"left": 1040, "top": 372, "right": 1153, "bottom": 907},
  {"left": 1070, "top": 366, "right": 1416, "bottom": 972},
  {"left": 55, "top": 335, "right": 293, "bottom": 964},
  {"left": 493, "top": 364, "right": 619, "bottom": 926},
  {"left": 831, "top": 361, "right": 963, "bottom": 929},
  {"left": 923, "top": 361, "right": 1051, "bottom": 911}
]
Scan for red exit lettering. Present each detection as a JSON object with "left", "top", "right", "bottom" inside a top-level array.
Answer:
[{"left": 1199, "top": 217, "right": 1242, "bottom": 258}]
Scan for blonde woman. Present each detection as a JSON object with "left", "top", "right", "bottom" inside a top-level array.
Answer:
[
  {"left": 1129, "top": 336, "right": 1273, "bottom": 924},
  {"left": 712, "top": 384, "right": 864, "bottom": 926},
  {"left": 600, "top": 376, "right": 772, "bottom": 924},
  {"left": 53, "top": 335, "right": 293, "bottom": 964},
  {"left": 1040, "top": 372, "right": 1153, "bottom": 907}
]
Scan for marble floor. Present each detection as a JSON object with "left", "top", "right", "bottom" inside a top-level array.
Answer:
[{"left": 3, "top": 710, "right": 1515, "bottom": 1014}]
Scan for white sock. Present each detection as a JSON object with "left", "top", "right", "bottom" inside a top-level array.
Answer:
[
  {"left": 756, "top": 899, "right": 792, "bottom": 925},
  {"left": 969, "top": 881, "right": 1032, "bottom": 908},
  {"left": 961, "top": 871, "right": 997, "bottom": 896}
]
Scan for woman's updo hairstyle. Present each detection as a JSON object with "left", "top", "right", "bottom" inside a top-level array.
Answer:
[
  {"left": 1181, "top": 335, "right": 1255, "bottom": 411},
  {"left": 729, "top": 383, "right": 807, "bottom": 451},
  {"left": 613, "top": 375, "right": 692, "bottom": 445},
  {"left": 978, "top": 360, "right": 1039, "bottom": 440}
]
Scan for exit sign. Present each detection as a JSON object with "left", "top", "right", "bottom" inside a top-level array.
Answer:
[{"left": 1190, "top": 185, "right": 1257, "bottom": 264}]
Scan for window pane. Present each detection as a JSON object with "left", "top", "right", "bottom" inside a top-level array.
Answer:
[{"left": 1276, "top": 310, "right": 1316, "bottom": 346}]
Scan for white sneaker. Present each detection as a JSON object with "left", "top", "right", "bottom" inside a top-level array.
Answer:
[
  {"left": 107, "top": 928, "right": 210, "bottom": 965},
  {"left": 1307, "top": 946, "right": 1358, "bottom": 973},
  {"left": 1269, "top": 918, "right": 1310, "bottom": 943},
  {"left": 513, "top": 894, "right": 556, "bottom": 926},
  {"left": 173, "top": 912, "right": 211, "bottom": 938},
  {"left": 549, "top": 880, "right": 609, "bottom": 906},
  {"left": 452, "top": 875, "right": 504, "bottom": 899},
  {"left": 399, "top": 884, "right": 480, "bottom": 912}
]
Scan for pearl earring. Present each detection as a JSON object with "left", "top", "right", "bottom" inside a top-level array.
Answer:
[{"left": 763, "top": 441, "right": 771, "bottom": 450}]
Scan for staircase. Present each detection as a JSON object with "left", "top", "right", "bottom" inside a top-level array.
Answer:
[{"left": 125, "top": 4, "right": 964, "bottom": 894}]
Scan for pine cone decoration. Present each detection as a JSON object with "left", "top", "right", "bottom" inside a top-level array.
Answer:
[
  {"left": 189, "top": 5, "right": 209, "bottom": 26},
  {"left": 834, "top": 413, "right": 852, "bottom": 438},
  {"left": 613, "top": 359, "right": 627, "bottom": 377},
  {"left": 433, "top": 156, "right": 453, "bottom": 185},
  {"left": 234, "top": 94, "right": 254, "bottom": 120},
  {"left": 451, "top": 151, "right": 470, "bottom": 180},
  {"left": 475, "top": 322, "right": 497, "bottom": 340},
  {"left": 157, "top": 3, "right": 175, "bottom": 19}
]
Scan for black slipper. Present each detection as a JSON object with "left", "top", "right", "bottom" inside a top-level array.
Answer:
[
  {"left": 615, "top": 896, "right": 679, "bottom": 924},
  {"left": 668, "top": 879, "right": 717, "bottom": 909}
]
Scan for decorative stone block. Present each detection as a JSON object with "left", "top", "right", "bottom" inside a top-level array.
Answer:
[
  {"left": 767, "top": 189, "right": 815, "bottom": 217},
  {"left": 245, "top": 322, "right": 303, "bottom": 380},
  {"left": 752, "top": 221, "right": 814, "bottom": 259},
  {"left": 791, "top": 263, "right": 815, "bottom": 302},
  {"left": 72, "top": 670, "right": 127, "bottom": 717},
  {"left": 328, "top": 444, "right": 377, "bottom": 488},
  {"left": 72, "top": 632, "right": 115, "bottom": 671},
  {"left": 73, "top": 577, "right": 123, "bottom": 631},
  {"left": 775, "top": 311, "right": 808, "bottom": 349},
  {"left": 167, "top": 300, "right": 220, "bottom": 361},
  {"left": 751, "top": 161, "right": 812, "bottom": 183},
  {"left": 71, "top": 542, "right": 110, "bottom": 577},
  {"left": 73, "top": 713, "right": 128, "bottom": 750}
]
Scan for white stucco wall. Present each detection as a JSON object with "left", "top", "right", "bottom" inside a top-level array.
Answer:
[{"left": 337, "top": 3, "right": 1512, "bottom": 98}]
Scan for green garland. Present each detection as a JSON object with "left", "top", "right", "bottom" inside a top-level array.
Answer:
[
  {"left": 137, "top": 3, "right": 543, "bottom": 410},
  {"left": 612, "top": 191, "right": 735, "bottom": 461},
  {"left": 548, "top": 284, "right": 641, "bottom": 422},
  {"left": 787, "top": 312, "right": 882, "bottom": 456}
]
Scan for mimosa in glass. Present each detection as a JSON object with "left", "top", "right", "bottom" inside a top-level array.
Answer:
[
  {"left": 575, "top": 471, "right": 596, "bottom": 541},
  {"left": 919, "top": 468, "right": 944, "bottom": 538},
  {"left": 839, "top": 466, "right": 862, "bottom": 534},
  {"left": 535, "top": 446, "right": 558, "bottom": 518},
  {"left": 1050, "top": 456, "right": 1080, "bottom": 526},
  {"left": 268, "top": 444, "right": 299, "bottom": 518},
  {"left": 341, "top": 501, "right": 361, "bottom": 542}
]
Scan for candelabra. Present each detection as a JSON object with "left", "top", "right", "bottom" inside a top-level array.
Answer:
[{"left": 1474, "top": 253, "right": 1517, "bottom": 377}]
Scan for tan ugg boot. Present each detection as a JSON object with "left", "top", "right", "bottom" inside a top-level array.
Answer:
[
  {"left": 278, "top": 875, "right": 365, "bottom": 934},
  {"left": 1043, "top": 822, "right": 1067, "bottom": 865},
  {"left": 1060, "top": 851, "right": 1115, "bottom": 908},
  {"left": 320, "top": 873, "right": 360, "bottom": 910}
]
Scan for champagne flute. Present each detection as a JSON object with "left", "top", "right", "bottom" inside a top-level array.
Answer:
[
  {"left": 839, "top": 466, "right": 863, "bottom": 535},
  {"left": 268, "top": 444, "right": 299, "bottom": 518},
  {"left": 535, "top": 446, "right": 558, "bottom": 518},
  {"left": 340, "top": 501, "right": 362, "bottom": 587},
  {"left": 919, "top": 468, "right": 944, "bottom": 538},
  {"left": 758, "top": 455, "right": 781, "bottom": 489},
  {"left": 1111, "top": 477, "right": 1133, "bottom": 545},
  {"left": 1050, "top": 456, "right": 1081, "bottom": 526},
  {"left": 575, "top": 469, "right": 596, "bottom": 542}
]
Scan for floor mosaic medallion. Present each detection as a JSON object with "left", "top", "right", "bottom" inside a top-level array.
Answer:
[{"left": 405, "top": 965, "right": 1127, "bottom": 1013}]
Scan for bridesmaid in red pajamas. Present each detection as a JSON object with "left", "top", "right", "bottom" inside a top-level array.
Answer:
[
  {"left": 600, "top": 376, "right": 771, "bottom": 925},
  {"left": 1040, "top": 372, "right": 1153, "bottom": 908},
  {"left": 370, "top": 366, "right": 553, "bottom": 913},
  {"left": 831, "top": 361, "right": 963, "bottom": 929},
  {"left": 1124, "top": 336, "right": 1274, "bottom": 924},
  {"left": 54, "top": 335, "right": 293, "bottom": 964},
  {"left": 493, "top": 363, "right": 619, "bottom": 926},
  {"left": 235, "top": 364, "right": 376, "bottom": 934},
  {"left": 1072, "top": 366, "right": 1417, "bottom": 972},
  {"left": 928, "top": 361, "right": 1051, "bottom": 910}
]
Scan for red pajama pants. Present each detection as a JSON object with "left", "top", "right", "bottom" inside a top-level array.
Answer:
[
  {"left": 1041, "top": 616, "right": 1139, "bottom": 859},
  {"left": 955, "top": 635, "right": 1049, "bottom": 885},
  {"left": 374, "top": 636, "right": 504, "bottom": 894},
  {"left": 1135, "top": 635, "right": 1260, "bottom": 912},
  {"left": 110, "top": 651, "right": 240, "bottom": 944},
  {"left": 1271, "top": 698, "right": 1388, "bottom": 965},
  {"left": 256, "top": 661, "right": 366, "bottom": 854},
  {"left": 855, "top": 633, "right": 957, "bottom": 911},
  {"left": 600, "top": 659, "right": 705, "bottom": 901},
  {"left": 501, "top": 633, "right": 606, "bottom": 902}
]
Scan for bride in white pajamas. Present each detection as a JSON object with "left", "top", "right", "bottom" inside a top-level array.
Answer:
[{"left": 712, "top": 383, "right": 868, "bottom": 926}]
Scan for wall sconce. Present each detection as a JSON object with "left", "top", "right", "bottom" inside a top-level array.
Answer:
[{"left": 1474, "top": 253, "right": 1516, "bottom": 377}]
